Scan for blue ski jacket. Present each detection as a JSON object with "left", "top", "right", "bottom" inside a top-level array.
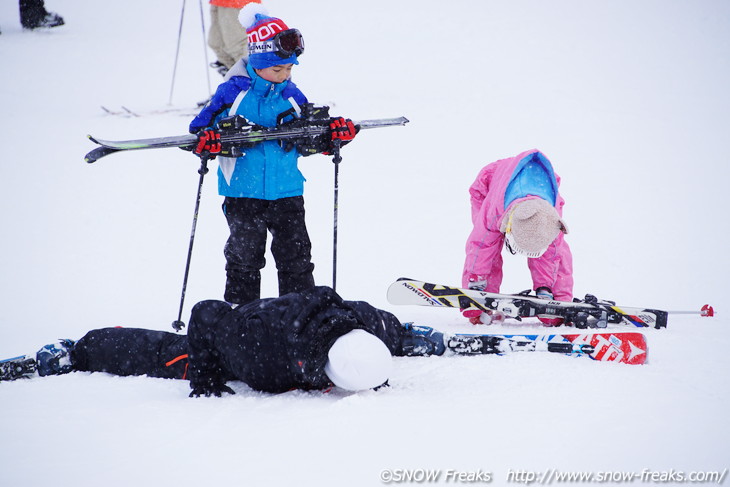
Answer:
[{"left": 190, "top": 62, "right": 309, "bottom": 200}]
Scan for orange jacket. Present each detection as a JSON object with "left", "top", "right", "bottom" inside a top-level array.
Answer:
[{"left": 210, "top": 0, "right": 260, "bottom": 8}]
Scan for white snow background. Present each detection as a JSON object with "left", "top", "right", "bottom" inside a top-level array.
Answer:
[{"left": 1, "top": 1, "right": 729, "bottom": 486}]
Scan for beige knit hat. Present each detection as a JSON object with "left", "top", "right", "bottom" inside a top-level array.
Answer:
[{"left": 500, "top": 199, "right": 568, "bottom": 258}]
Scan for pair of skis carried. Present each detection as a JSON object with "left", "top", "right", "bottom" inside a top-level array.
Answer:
[
  {"left": 84, "top": 112, "right": 409, "bottom": 163},
  {"left": 387, "top": 278, "right": 713, "bottom": 366}
]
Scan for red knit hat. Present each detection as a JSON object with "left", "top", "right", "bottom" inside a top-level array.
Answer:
[{"left": 240, "top": 5, "right": 302, "bottom": 69}]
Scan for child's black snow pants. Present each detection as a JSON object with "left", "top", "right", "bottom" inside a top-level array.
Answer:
[{"left": 222, "top": 195, "right": 315, "bottom": 306}]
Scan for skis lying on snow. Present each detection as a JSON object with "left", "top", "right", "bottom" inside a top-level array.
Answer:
[
  {"left": 443, "top": 330, "right": 648, "bottom": 365},
  {"left": 388, "top": 278, "right": 668, "bottom": 329},
  {"left": 0, "top": 355, "right": 37, "bottom": 381},
  {"left": 85, "top": 113, "right": 409, "bottom": 163}
]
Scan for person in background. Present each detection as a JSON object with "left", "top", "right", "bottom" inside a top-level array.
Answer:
[
  {"left": 207, "top": 0, "right": 262, "bottom": 77},
  {"left": 462, "top": 149, "right": 573, "bottom": 325}
]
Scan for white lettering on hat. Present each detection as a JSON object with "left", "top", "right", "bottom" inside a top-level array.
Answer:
[
  {"left": 248, "top": 40, "right": 277, "bottom": 54},
  {"left": 247, "top": 20, "right": 286, "bottom": 43}
]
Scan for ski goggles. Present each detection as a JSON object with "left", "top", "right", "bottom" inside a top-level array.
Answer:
[
  {"left": 249, "top": 29, "right": 305, "bottom": 59},
  {"left": 503, "top": 212, "right": 549, "bottom": 258}
]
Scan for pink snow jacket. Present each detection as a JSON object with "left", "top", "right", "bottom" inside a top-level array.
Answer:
[{"left": 462, "top": 149, "right": 574, "bottom": 300}]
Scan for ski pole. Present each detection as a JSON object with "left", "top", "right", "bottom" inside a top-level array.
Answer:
[
  {"left": 331, "top": 139, "right": 342, "bottom": 291},
  {"left": 197, "top": 0, "right": 212, "bottom": 97},
  {"left": 172, "top": 154, "right": 211, "bottom": 331},
  {"left": 168, "top": 0, "right": 187, "bottom": 105},
  {"left": 667, "top": 304, "right": 715, "bottom": 317}
]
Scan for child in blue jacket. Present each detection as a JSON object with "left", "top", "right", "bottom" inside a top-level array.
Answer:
[{"left": 189, "top": 7, "right": 357, "bottom": 306}]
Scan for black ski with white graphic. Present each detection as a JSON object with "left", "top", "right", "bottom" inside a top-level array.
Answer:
[
  {"left": 85, "top": 113, "right": 409, "bottom": 163},
  {"left": 445, "top": 331, "right": 648, "bottom": 364},
  {"left": 0, "top": 355, "right": 37, "bottom": 381},
  {"left": 388, "top": 278, "right": 668, "bottom": 329},
  {"left": 402, "top": 323, "right": 648, "bottom": 364},
  {"left": 445, "top": 334, "right": 593, "bottom": 355}
]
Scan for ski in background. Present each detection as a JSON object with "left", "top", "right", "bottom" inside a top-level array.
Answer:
[
  {"left": 388, "top": 278, "right": 669, "bottom": 329},
  {"left": 101, "top": 105, "right": 200, "bottom": 118}
]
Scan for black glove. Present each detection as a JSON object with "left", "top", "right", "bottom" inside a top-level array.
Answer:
[
  {"left": 216, "top": 115, "right": 260, "bottom": 157},
  {"left": 279, "top": 104, "right": 331, "bottom": 156},
  {"left": 293, "top": 117, "right": 360, "bottom": 157},
  {"left": 189, "top": 379, "right": 236, "bottom": 398},
  {"left": 294, "top": 131, "right": 332, "bottom": 156}
]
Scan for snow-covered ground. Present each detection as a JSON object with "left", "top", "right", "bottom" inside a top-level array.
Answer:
[{"left": 1, "top": 1, "right": 729, "bottom": 486}]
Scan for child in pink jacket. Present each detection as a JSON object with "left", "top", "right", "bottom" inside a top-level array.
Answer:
[{"left": 462, "top": 149, "right": 573, "bottom": 325}]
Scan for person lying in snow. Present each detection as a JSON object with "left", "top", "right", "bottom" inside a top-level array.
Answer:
[
  {"left": 462, "top": 149, "right": 573, "bottom": 326},
  {"left": 1, "top": 287, "right": 446, "bottom": 395}
]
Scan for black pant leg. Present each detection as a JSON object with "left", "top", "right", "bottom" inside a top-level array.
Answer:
[
  {"left": 267, "top": 196, "right": 315, "bottom": 296},
  {"left": 19, "top": 0, "right": 47, "bottom": 28},
  {"left": 222, "top": 197, "right": 268, "bottom": 305},
  {"left": 71, "top": 328, "right": 189, "bottom": 379}
]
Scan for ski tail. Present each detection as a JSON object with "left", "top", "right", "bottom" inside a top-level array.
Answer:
[{"left": 84, "top": 145, "right": 123, "bottom": 163}]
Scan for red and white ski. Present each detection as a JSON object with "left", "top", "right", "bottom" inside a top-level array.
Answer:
[{"left": 449, "top": 332, "right": 649, "bottom": 365}]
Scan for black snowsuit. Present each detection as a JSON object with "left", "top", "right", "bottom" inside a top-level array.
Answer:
[{"left": 70, "top": 287, "right": 406, "bottom": 394}]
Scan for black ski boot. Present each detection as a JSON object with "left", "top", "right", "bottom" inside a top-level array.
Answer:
[
  {"left": 36, "top": 339, "right": 75, "bottom": 376},
  {"left": 20, "top": 0, "right": 64, "bottom": 30},
  {"left": 399, "top": 323, "right": 446, "bottom": 356},
  {"left": 30, "top": 12, "right": 64, "bottom": 29},
  {"left": 210, "top": 61, "right": 229, "bottom": 77}
]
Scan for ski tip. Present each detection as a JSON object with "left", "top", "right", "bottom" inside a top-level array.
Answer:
[{"left": 701, "top": 304, "right": 715, "bottom": 317}]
